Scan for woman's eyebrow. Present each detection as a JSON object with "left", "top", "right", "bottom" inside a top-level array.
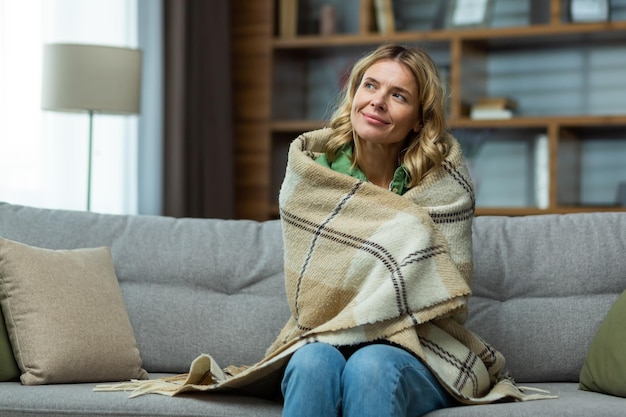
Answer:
[
  {"left": 363, "top": 76, "right": 377, "bottom": 84},
  {"left": 363, "top": 76, "right": 413, "bottom": 95},
  {"left": 393, "top": 86, "right": 413, "bottom": 96}
]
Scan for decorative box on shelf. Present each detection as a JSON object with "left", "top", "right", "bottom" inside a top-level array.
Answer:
[{"left": 569, "top": 0, "right": 610, "bottom": 23}]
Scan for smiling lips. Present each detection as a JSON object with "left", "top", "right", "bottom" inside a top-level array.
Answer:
[{"left": 362, "top": 111, "right": 389, "bottom": 126}]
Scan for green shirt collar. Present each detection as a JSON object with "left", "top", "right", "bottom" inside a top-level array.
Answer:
[{"left": 315, "top": 145, "right": 410, "bottom": 195}]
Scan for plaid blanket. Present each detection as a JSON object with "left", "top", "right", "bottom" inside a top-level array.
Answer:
[{"left": 95, "top": 129, "right": 553, "bottom": 403}]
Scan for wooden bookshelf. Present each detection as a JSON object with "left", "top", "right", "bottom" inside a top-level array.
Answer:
[{"left": 232, "top": 0, "right": 626, "bottom": 220}]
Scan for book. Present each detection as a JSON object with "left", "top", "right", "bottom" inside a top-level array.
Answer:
[
  {"left": 473, "top": 96, "right": 518, "bottom": 110},
  {"left": 374, "top": 0, "right": 395, "bottom": 34},
  {"left": 279, "top": 0, "right": 298, "bottom": 38},
  {"left": 533, "top": 134, "right": 549, "bottom": 209},
  {"left": 319, "top": 4, "right": 336, "bottom": 35},
  {"left": 469, "top": 108, "right": 514, "bottom": 120},
  {"left": 360, "top": 0, "right": 375, "bottom": 33},
  {"left": 557, "top": 138, "right": 582, "bottom": 205}
]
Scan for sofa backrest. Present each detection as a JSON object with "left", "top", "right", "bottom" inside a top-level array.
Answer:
[
  {"left": 2, "top": 202, "right": 625, "bottom": 383},
  {"left": 0, "top": 202, "right": 290, "bottom": 373},
  {"left": 467, "top": 213, "right": 626, "bottom": 383}
]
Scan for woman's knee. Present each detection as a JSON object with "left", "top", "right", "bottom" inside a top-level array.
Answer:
[
  {"left": 283, "top": 342, "right": 346, "bottom": 384},
  {"left": 342, "top": 343, "right": 441, "bottom": 395},
  {"left": 342, "top": 344, "right": 454, "bottom": 416},
  {"left": 281, "top": 343, "right": 346, "bottom": 417}
]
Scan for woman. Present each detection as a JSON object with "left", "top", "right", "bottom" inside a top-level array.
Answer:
[
  {"left": 96, "top": 44, "right": 547, "bottom": 414},
  {"left": 276, "top": 44, "right": 488, "bottom": 417}
]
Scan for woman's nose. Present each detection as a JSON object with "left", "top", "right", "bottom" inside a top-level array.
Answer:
[{"left": 370, "top": 93, "right": 386, "bottom": 110}]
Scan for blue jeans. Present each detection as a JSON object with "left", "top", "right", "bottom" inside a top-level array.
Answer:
[{"left": 281, "top": 342, "right": 456, "bottom": 417}]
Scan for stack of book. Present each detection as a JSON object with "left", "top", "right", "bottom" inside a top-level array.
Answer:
[{"left": 470, "top": 97, "right": 518, "bottom": 120}]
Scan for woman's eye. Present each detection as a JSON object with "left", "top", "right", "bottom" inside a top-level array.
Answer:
[
  {"left": 393, "top": 92, "right": 406, "bottom": 102},
  {"left": 363, "top": 82, "right": 375, "bottom": 89}
]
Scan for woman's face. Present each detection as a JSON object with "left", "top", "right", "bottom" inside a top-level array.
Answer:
[{"left": 350, "top": 59, "right": 422, "bottom": 148}]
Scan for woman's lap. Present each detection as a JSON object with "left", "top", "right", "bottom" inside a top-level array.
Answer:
[{"left": 281, "top": 342, "right": 455, "bottom": 417}]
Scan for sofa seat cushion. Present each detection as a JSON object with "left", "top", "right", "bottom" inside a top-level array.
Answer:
[
  {"left": 0, "top": 381, "right": 624, "bottom": 417},
  {"left": 426, "top": 383, "right": 626, "bottom": 417},
  {"left": 0, "top": 374, "right": 282, "bottom": 417},
  {"left": 0, "top": 237, "right": 147, "bottom": 385},
  {"left": 579, "top": 289, "right": 626, "bottom": 397}
]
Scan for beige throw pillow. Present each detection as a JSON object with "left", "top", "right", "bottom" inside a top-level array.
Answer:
[{"left": 0, "top": 237, "right": 148, "bottom": 385}]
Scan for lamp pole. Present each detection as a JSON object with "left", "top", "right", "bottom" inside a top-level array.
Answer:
[{"left": 86, "top": 110, "right": 94, "bottom": 211}]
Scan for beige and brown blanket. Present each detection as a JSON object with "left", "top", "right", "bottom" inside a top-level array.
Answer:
[{"left": 96, "top": 128, "right": 553, "bottom": 404}]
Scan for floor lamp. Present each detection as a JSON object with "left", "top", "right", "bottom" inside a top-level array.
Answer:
[{"left": 41, "top": 43, "right": 142, "bottom": 211}]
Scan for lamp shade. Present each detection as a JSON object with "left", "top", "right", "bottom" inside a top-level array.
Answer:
[{"left": 42, "top": 43, "right": 142, "bottom": 114}]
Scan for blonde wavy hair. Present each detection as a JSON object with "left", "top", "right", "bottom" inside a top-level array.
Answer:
[{"left": 325, "top": 44, "right": 452, "bottom": 188}]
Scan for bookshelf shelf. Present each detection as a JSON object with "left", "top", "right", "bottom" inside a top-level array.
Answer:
[
  {"left": 272, "top": 115, "right": 626, "bottom": 134},
  {"left": 272, "top": 20, "right": 626, "bottom": 49}
]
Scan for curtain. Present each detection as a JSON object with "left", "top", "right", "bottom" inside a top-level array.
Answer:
[{"left": 162, "top": 0, "right": 234, "bottom": 219}]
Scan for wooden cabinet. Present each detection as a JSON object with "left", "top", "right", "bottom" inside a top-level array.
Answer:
[{"left": 233, "top": 0, "right": 626, "bottom": 220}]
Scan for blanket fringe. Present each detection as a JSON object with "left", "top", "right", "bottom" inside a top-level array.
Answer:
[
  {"left": 94, "top": 375, "right": 557, "bottom": 402},
  {"left": 94, "top": 374, "right": 188, "bottom": 398},
  {"left": 517, "top": 385, "right": 559, "bottom": 401}
]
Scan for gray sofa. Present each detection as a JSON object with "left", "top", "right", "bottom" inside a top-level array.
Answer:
[{"left": 0, "top": 201, "right": 624, "bottom": 417}]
